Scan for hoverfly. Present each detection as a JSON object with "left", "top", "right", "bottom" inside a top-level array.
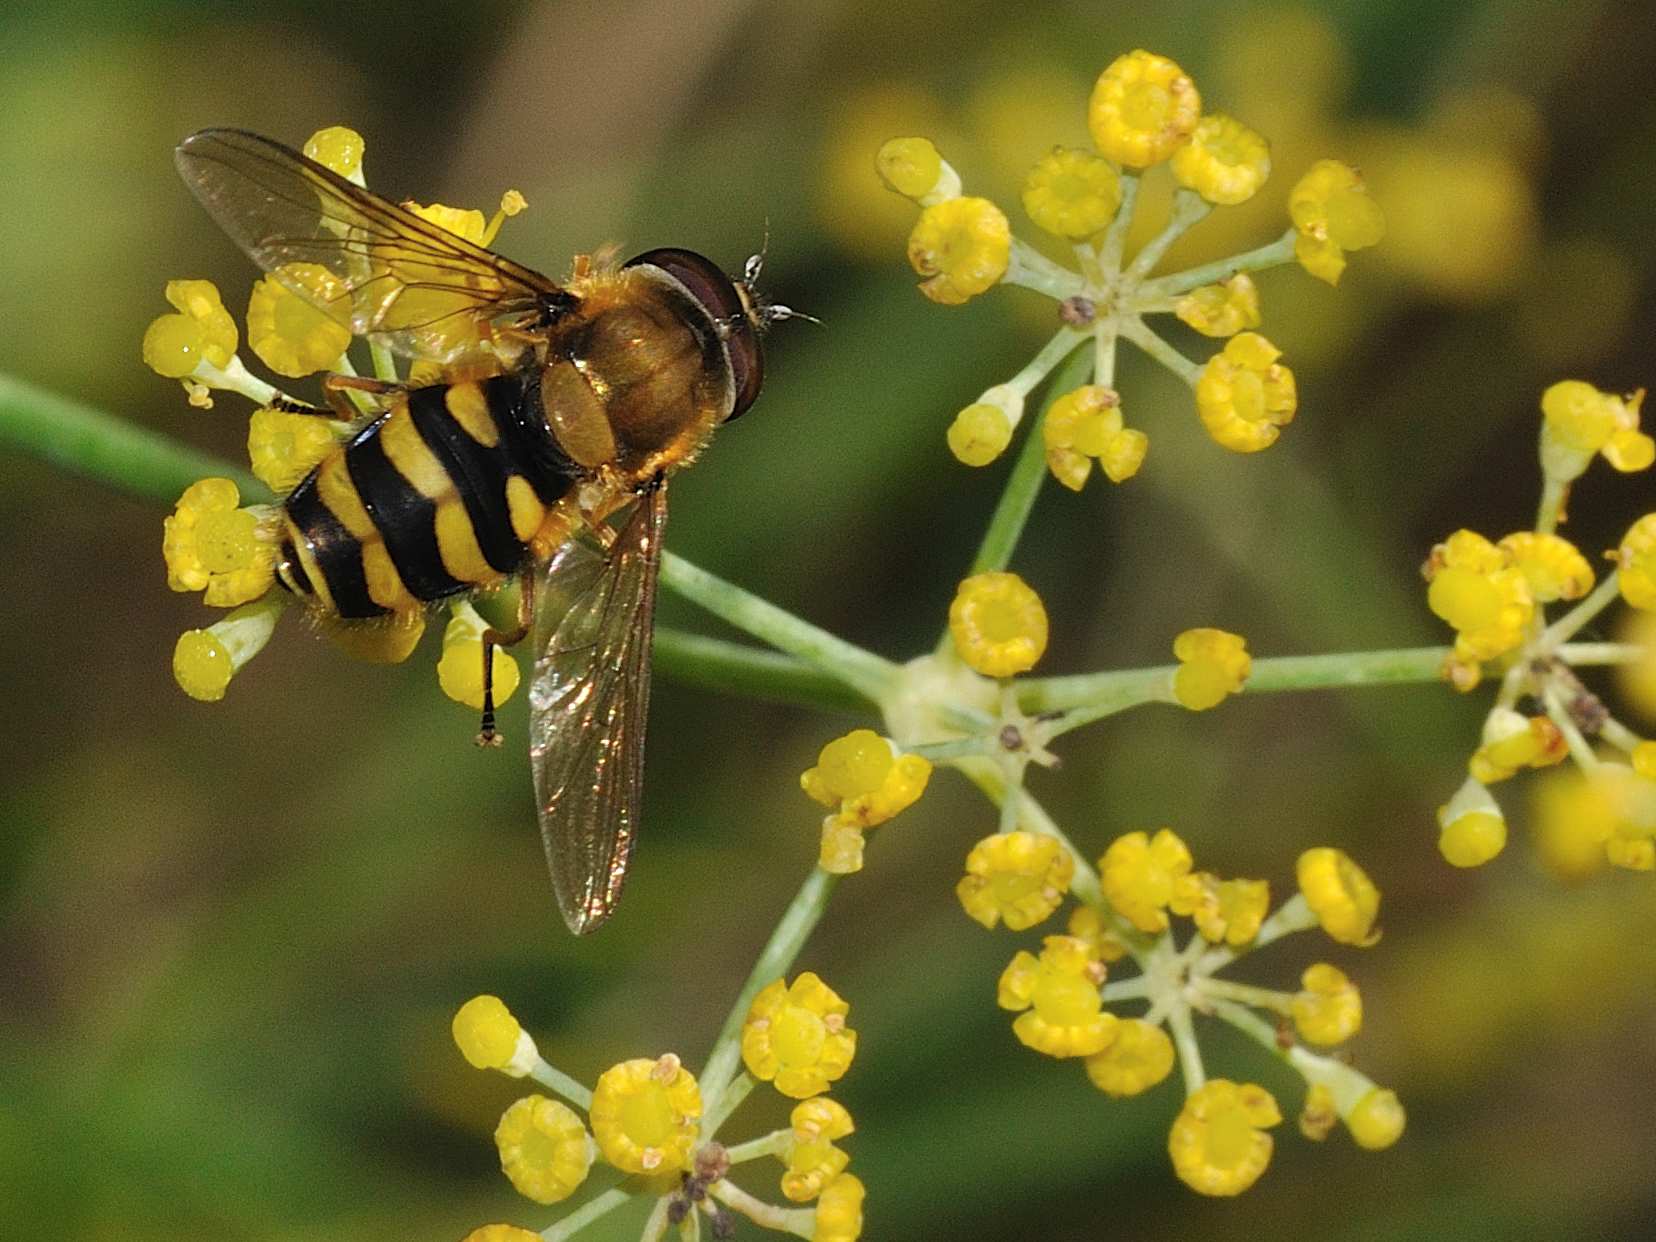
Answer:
[{"left": 175, "top": 129, "right": 802, "bottom": 933}]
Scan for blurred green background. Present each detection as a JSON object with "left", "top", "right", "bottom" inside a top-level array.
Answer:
[{"left": 4, "top": 0, "right": 1655, "bottom": 1238}]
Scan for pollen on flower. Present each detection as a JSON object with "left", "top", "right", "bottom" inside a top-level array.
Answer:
[
  {"left": 1167, "top": 1079, "right": 1282, "bottom": 1196},
  {"left": 1170, "top": 114, "right": 1271, "bottom": 205},
  {"left": 1194, "top": 333, "right": 1297, "bottom": 453},
  {"left": 142, "top": 279, "right": 239, "bottom": 379},
  {"left": 949, "top": 571, "right": 1049, "bottom": 677},
  {"left": 1021, "top": 146, "right": 1123, "bottom": 239},
  {"left": 1345, "top": 1088, "right": 1406, "bottom": 1150},
  {"left": 1088, "top": 50, "right": 1201, "bottom": 169},
  {"left": 1296, "top": 847, "right": 1381, "bottom": 946},
  {"left": 1171, "top": 627, "right": 1251, "bottom": 710},
  {"left": 438, "top": 601, "right": 521, "bottom": 712},
  {"left": 906, "top": 196, "right": 1011, "bottom": 304},
  {"left": 1290, "top": 964, "right": 1362, "bottom": 1045},
  {"left": 453, "top": 994, "right": 536, "bottom": 1075},
  {"left": 1170, "top": 871, "right": 1268, "bottom": 946},
  {"left": 997, "top": 935, "right": 1117, "bottom": 1058},
  {"left": 741, "top": 973, "right": 857, "bottom": 1099},
  {"left": 1289, "top": 160, "right": 1384, "bottom": 286},
  {"left": 1175, "top": 273, "right": 1261, "bottom": 338},
  {"left": 302, "top": 125, "right": 365, "bottom": 178},
  {"left": 1616, "top": 513, "right": 1656, "bottom": 610},
  {"left": 589, "top": 1055, "right": 701, "bottom": 1174},
  {"left": 1084, "top": 1018, "right": 1175, "bottom": 1097},
  {"left": 493, "top": 1094, "right": 594, "bottom": 1205},
  {"left": 246, "top": 266, "right": 353, "bottom": 377},
  {"left": 1100, "top": 828, "right": 1193, "bottom": 934},
  {"left": 163, "top": 477, "right": 275, "bottom": 607},
  {"left": 812, "top": 1172, "right": 865, "bottom": 1242},
  {"left": 247, "top": 406, "right": 340, "bottom": 493},
  {"left": 956, "top": 830, "right": 1075, "bottom": 931}
]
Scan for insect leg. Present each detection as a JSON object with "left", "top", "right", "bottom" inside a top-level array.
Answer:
[
  {"left": 320, "top": 372, "right": 412, "bottom": 419},
  {"left": 475, "top": 567, "right": 538, "bottom": 748}
]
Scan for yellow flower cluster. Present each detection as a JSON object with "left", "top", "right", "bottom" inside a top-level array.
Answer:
[{"left": 801, "top": 729, "right": 932, "bottom": 873}]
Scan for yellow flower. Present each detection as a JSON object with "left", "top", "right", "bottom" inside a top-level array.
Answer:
[
  {"left": 1539, "top": 380, "right": 1653, "bottom": 479},
  {"left": 246, "top": 407, "right": 339, "bottom": 494},
  {"left": 493, "top": 1095, "right": 593, "bottom": 1205},
  {"left": 460, "top": 1228, "right": 541, "bottom": 1242},
  {"left": 1290, "top": 964, "right": 1362, "bottom": 1045},
  {"left": 1043, "top": 385, "right": 1147, "bottom": 488},
  {"left": 1021, "top": 146, "right": 1123, "bottom": 239},
  {"left": 1170, "top": 872, "right": 1268, "bottom": 946},
  {"left": 1533, "top": 764, "right": 1656, "bottom": 876},
  {"left": 1171, "top": 627, "right": 1251, "bottom": 710},
  {"left": 741, "top": 973, "right": 857, "bottom": 1099},
  {"left": 452, "top": 994, "right": 535, "bottom": 1075},
  {"left": 171, "top": 597, "right": 282, "bottom": 702},
  {"left": 1296, "top": 847, "right": 1380, "bottom": 946},
  {"left": 997, "top": 935, "right": 1116, "bottom": 1058},
  {"left": 1289, "top": 159, "right": 1384, "bottom": 286},
  {"left": 1617, "top": 513, "right": 1656, "bottom": 610},
  {"left": 802, "top": 729, "right": 894, "bottom": 806},
  {"left": 956, "top": 830, "right": 1075, "bottom": 931},
  {"left": 876, "top": 136, "right": 958, "bottom": 204},
  {"left": 1437, "top": 805, "right": 1507, "bottom": 868},
  {"left": 1088, "top": 50, "right": 1201, "bottom": 168},
  {"left": 162, "top": 477, "right": 275, "bottom": 607},
  {"left": 1298, "top": 1083, "right": 1337, "bottom": 1142},
  {"left": 1170, "top": 114, "right": 1271, "bottom": 205},
  {"left": 1175, "top": 274, "right": 1262, "bottom": 338},
  {"left": 1066, "top": 904, "right": 1130, "bottom": 964},
  {"left": 947, "top": 401, "right": 1014, "bottom": 467},
  {"left": 1346, "top": 1088, "right": 1406, "bottom": 1150},
  {"left": 302, "top": 125, "right": 365, "bottom": 178},
  {"left": 1083, "top": 1018, "right": 1175, "bottom": 1097},
  {"left": 1618, "top": 611, "right": 1656, "bottom": 722},
  {"left": 812, "top": 1172, "right": 865, "bottom": 1242},
  {"left": 142, "top": 279, "right": 238, "bottom": 378},
  {"left": 1194, "top": 332, "right": 1297, "bottom": 452},
  {"left": 906, "top": 196, "right": 1011, "bottom": 304},
  {"left": 802, "top": 732, "right": 931, "bottom": 873},
  {"left": 1167, "top": 1080, "right": 1282, "bottom": 1196},
  {"left": 1498, "top": 531, "right": 1593, "bottom": 603},
  {"left": 782, "top": 1101, "right": 854, "bottom": 1204},
  {"left": 1423, "top": 529, "right": 1535, "bottom": 666},
  {"left": 949, "top": 571, "right": 1049, "bottom": 677},
  {"left": 1100, "top": 828, "right": 1193, "bottom": 934},
  {"left": 1468, "top": 708, "right": 1566, "bottom": 784},
  {"left": 437, "top": 601, "right": 521, "bottom": 712},
  {"left": 588, "top": 1054, "right": 700, "bottom": 1174},
  {"left": 245, "top": 265, "right": 354, "bottom": 377}
]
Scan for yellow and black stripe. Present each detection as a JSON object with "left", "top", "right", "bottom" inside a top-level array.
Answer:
[{"left": 278, "top": 372, "right": 576, "bottom": 619}]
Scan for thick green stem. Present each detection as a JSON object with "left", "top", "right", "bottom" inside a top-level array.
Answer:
[
  {"left": 698, "top": 867, "right": 839, "bottom": 1133},
  {"left": 653, "top": 629, "right": 874, "bottom": 714}
]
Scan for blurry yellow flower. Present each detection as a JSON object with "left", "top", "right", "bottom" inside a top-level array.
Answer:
[
  {"left": 1438, "top": 805, "right": 1507, "bottom": 869},
  {"left": 1296, "top": 847, "right": 1380, "bottom": 946},
  {"left": 1066, "top": 903, "right": 1130, "bottom": 964},
  {"left": 802, "top": 731, "right": 931, "bottom": 863},
  {"left": 494, "top": 1095, "right": 593, "bottom": 1205},
  {"left": 1175, "top": 273, "right": 1261, "bottom": 338},
  {"left": 1170, "top": 114, "right": 1270, "bottom": 205},
  {"left": 1171, "top": 627, "right": 1251, "bottom": 710},
  {"left": 1468, "top": 708, "right": 1566, "bottom": 785},
  {"left": 1170, "top": 871, "right": 1268, "bottom": 946},
  {"left": 1021, "top": 146, "right": 1122, "bottom": 238},
  {"left": 1084, "top": 1018, "right": 1175, "bottom": 1097},
  {"left": 956, "top": 830, "right": 1075, "bottom": 931},
  {"left": 947, "top": 401, "right": 1014, "bottom": 467},
  {"left": 876, "top": 136, "right": 956, "bottom": 203},
  {"left": 906, "top": 196, "right": 1011, "bottom": 304},
  {"left": 1618, "top": 610, "right": 1656, "bottom": 722},
  {"left": 142, "top": 278, "right": 238, "bottom": 378},
  {"left": 782, "top": 1100, "right": 854, "bottom": 1204},
  {"left": 162, "top": 477, "right": 274, "bottom": 607},
  {"left": 302, "top": 125, "right": 365, "bottom": 178},
  {"left": 1167, "top": 1080, "right": 1281, "bottom": 1196},
  {"left": 1289, "top": 159, "right": 1384, "bottom": 286},
  {"left": 1346, "top": 1088, "right": 1406, "bottom": 1150},
  {"left": 1089, "top": 50, "right": 1201, "bottom": 168},
  {"left": 997, "top": 935, "right": 1116, "bottom": 1057},
  {"left": 1298, "top": 1082, "right": 1338, "bottom": 1142},
  {"left": 949, "top": 572, "right": 1049, "bottom": 677},
  {"left": 1195, "top": 332, "right": 1297, "bottom": 452},
  {"left": 1498, "top": 531, "right": 1594, "bottom": 603},
  {"left": 1617, "top": 513, "right": 1656, "bottom": 610},
  {"left": 1100, "top": 828, "right": 1193, "bottom": 934},
  {"left": 246, "top": 265, "right": 353, "bottom": 377},
  {"left": 813, "top": 1172, "right": 865, "bottom": 1242},
  {"left": 741, "top": 973, "right": 857, "bottom": 1099},
  {"left": 1290, "top": 963, "right": 1362, "bottom": 1045},
  {"left": 460, "top": 1228, "right": 541, "bottom": 1242},
  {"left": 589, "top": 1055, "right": 700, "bottom": 1174},
  {"left": 1539, "top": 380, "right": 1653, "bottom": 479}
]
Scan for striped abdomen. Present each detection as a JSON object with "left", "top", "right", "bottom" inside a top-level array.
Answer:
[{"left": 278, "top": 371, "right": 574, "bottom": 618}]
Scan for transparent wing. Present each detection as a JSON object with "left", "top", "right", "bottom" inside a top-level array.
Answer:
[
  {"left": 528, "top": 485, "right": 667, "bottom": 933},
  {"left": 175, "top": 128, "right": 562, "bottom": 366}
]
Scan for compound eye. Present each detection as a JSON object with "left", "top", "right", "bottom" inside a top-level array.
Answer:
[{"left": 625, "top": 247, "right": 763, "bottom": 420}]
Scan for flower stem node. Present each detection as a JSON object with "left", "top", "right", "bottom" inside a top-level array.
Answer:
[
  {"left": 1289, "top": 160, "right": 1384, "bottom": 286},
  {"left": 997, "top": 935, "right": 1117, "bottom": 1058},
  {"left": 1021, "top": 147, "right": 1123, "bottom": 239},
  {"left": 171, "top": 597, "right": 282, "bottom": 701},
  {"left": 1170, "top": 627, "right": 1252, "bottom": 709},
  {"left": 1290, "top": 964, "right": 1362, "bottom": 1045},
  {"left": 438, "top": 600, "right": 521, "bottom": 712},
  {"left": 452, "top": 994, "right": 538, "bottom": 1075},
  {"left": 163, "top": 477, "right": 276, "bottom": 607},
  {"left": 956, "top": 830, "right": 1075, "bottom": 930},
  {"left": 1167, "top": 1080, "right": 1282, "bottom": 1196},
  {"left": 493, "top": 1094, "right": 594, "bottom": 1205},
  {"left": 1100, "top": 828, "right": 1193, "bottom": 934},
  {"left": 1089, "top": 50, "right": 1201, "bottom": 169},
  {"left": 589, "top": 1055, "right": 701, "bottom": 1175},
  {"left": 1195, "top": 333, "right": 1297, "bottom": 452},
  {"left": 1296, "top": 848, "right": 1381, "bottom": 946},
  {"left": 876, "top": 137, "right": 960, "bottom": 205},
  {"left": 1175, "top": 274, "right": 1262, "bottom": 339},
  {"left": 741, "top": 973, "right": 858, "bottom": 1099},
  {"left": 1540, "top": 380, "right": 1653, "bottom": 481},
  {"left": 906, "top": 196, "right": 1011, "bottom": 304},
  {"left": 1170, "top": 114, "right": 1271, "bottom": 206},
  {"left": 948, "top": 572, "right": 1049, "bottom": 677},
  {"left": 1084, "top": 1018, "right": 1175, "bottom": 1097}
]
